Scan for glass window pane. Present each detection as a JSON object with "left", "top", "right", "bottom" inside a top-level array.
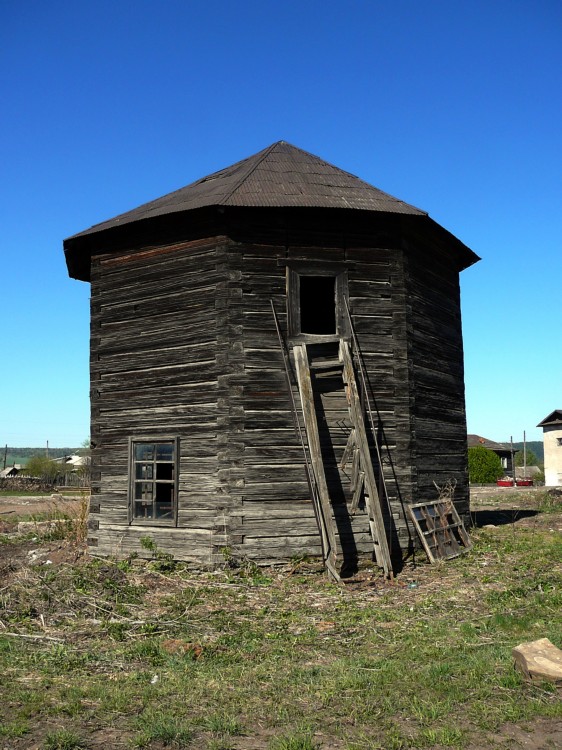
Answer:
[
  {"left": 134, "top": 482, "right": 153, "bottom": 501},
  {"left": 134, "top": 500, "right": 153, "bottom": 519},
  {"left": 135, "top": 463, "right": 153, "bottom": 480},
  {"left": 155, "top": 503, "right": 173, "bottom": 519},
  {"left": 156, "top": 443, "right": 174, "bottom": 461},
  {"left": 135, "top": 444, "right": 154, "bottom": 461}
]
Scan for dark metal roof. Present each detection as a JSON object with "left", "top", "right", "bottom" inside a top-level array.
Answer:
[
  {"left": 537, "top": 410, "right": 562, "bottom": 427},
  {"left": 64, "top": 141, "right": 481, "bottom": 281},
  {"left": 67, "top": 141, "right": 426, "bottom": 240}
]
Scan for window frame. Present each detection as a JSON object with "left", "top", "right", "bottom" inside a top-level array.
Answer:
[
  {"left": 128, "top": 436, "right": 179, "bottom": 526},
  {"left": 286, "top": 264, "right": 349, "bottom": 343}
]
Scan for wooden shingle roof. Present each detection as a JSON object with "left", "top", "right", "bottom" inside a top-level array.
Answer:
[{"left": 68, "top": 141, "right": 425, "bottom": 241}]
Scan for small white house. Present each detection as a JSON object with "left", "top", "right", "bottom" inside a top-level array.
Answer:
[
  {"left": 0, "top": 464, "right": 22, "bottom": 478},
  {"left": 52, "top": 454, "right": 89, "bottom": 469},
  {"left": 537, "top": 410, "right": 562, "bottom": 487}
]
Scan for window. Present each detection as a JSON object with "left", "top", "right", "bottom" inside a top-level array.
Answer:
[
  {"left": 299, "top": 276, "right": 336, "bottom": 334},
  {"left": 557, "top": 438, "right": 562, "bottom": 447},
  {"left": 287, "top": 266, "right": 348, "bottom": 340},
  {"left": 129, "top": 438, "right": 178, "bottom": 524}
]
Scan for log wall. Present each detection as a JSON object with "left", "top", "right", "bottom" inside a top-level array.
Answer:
[
  {"left": 407, "top": 244, "right": 470, "bottom": 516},
  {"left": 227, "top": 241, "right": 415, "bottom": 564},
  {"left": 89, "top": 237, "right": 231, "bottom": 563},
  {"left": 88, "top": 230, "right": 470, "bottom": 566}
]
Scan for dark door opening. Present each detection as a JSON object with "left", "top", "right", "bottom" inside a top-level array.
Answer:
[{"left": 300, "top": 276, "right": 336, "bottom": 334}]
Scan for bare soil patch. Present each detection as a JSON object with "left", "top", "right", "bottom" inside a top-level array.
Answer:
[{"left": 0, "top": 493, "right": 84, "bottom": 521}]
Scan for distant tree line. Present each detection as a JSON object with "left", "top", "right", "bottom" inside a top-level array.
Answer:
[
  {"left": 511, "top": 441, "right": 543, "bottom": 462},
  {"left": 514, "top": 449, "right": 540, "bottom": 467}
]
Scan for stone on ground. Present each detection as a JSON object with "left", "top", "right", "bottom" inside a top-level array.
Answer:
[{"left": 512, "top": 638, "right": 562, "bottom": 683}]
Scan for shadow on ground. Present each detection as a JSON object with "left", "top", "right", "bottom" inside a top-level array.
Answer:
[{"left": 470, "top": 508, "right": 539, "bottom": 528}]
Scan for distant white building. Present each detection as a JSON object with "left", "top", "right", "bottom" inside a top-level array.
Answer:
[
  {"left": 0, "top": 464, "right": 22, "bottom": 478},
  {"left": 537, "top": 410, "right": 562, "bottom": 487},
  {"left": 52, "top": 454, "right": 90, "bottom": 468}
]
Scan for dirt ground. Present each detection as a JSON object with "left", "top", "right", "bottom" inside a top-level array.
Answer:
[
  {"left": 0, "top": 493, "right": 86, "bottom": 579},
  {"left": 0, "top": 492, "right": 84, "bottom": 523},
  {"left": 0, "top": 487, "right": 560, "bottom": 749}
]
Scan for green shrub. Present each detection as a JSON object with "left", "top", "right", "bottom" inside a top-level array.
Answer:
[
  {"left": 468, "top": 446, "right": 503, "bottom": 483},
  {"left": 532, "top": 469, "right": 545, "bottom": 485}
]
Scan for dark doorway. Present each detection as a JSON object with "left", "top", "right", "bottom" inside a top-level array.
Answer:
[{"left": 300, "top": 276, "right": 336, "bottom": 334}]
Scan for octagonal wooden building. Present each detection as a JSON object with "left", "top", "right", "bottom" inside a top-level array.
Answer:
[{"left": 64, "top": 141, "right": 479, "bottom": 576}]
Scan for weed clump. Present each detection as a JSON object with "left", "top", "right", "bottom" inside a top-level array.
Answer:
[
  {"left": 43, "top": 728, "right": 86, "bottom": 749},
  {"left": 537, "top": 488, "right": 562, "bottom": 513},
  {"left": 133, "top": 710, "right": 193, "bottom": 747},
  {"left": 140, "top": 535, "right": 178, "bottom": 573}
]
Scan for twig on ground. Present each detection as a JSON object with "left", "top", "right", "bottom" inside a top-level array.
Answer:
[{"left": 3, "top": 631, "right": 64, "bottom": 642}]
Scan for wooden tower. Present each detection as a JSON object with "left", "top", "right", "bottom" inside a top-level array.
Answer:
[{"left": 64, "top": 141, "right": 479, "bottom": 575}]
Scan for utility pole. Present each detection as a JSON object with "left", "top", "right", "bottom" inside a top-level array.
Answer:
[{"left": 3, "top": 444, "right": 6, "bottom": 470}]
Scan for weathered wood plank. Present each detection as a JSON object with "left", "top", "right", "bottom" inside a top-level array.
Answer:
[
  {"left": 340, "top": 340, "right": 393, "bottom": 577},
  {"left": 293, "top": 344, "right": 340, "bottom": 571}
]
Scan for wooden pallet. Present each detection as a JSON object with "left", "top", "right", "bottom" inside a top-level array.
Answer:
[{"left": 408, "top": 500, "right": 471, "bottom": 563}]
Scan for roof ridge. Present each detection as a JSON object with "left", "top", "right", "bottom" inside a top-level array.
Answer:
[{"left": 219, "top": 141, "right": 282, "bottom": 205}]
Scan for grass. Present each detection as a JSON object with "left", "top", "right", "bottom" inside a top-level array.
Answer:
[
  {"left": 133, "top": 710, "right": 194, "bottom": 747},
  {"left": 0, "top": 489, "right": 560, "bottom": 748},
  {"left": 43, "top": 728, "right": 86, "bottom": 749},
  {"left": 270, "top": 733, "right": 319, "bottom": 750}
]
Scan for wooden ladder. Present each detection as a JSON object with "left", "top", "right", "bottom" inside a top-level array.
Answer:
[
  {"left": 293, "top": 341, "right": 393, "bottom": 578},
  {"left": 293, "top": 344, "right": 340, "bottom": 579},
  {"left": 339, "top": 340, "right": 393, "bottom": 578},
  {"left": 271, "top": 301, "right": 340, "bottom": 581}
]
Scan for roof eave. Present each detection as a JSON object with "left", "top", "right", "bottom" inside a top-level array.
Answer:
[
  {"left": 537, "top": 409, "right": 562, "bottom": 427},
  {"left": 64, "top": 204, "right": 479, "bottom": 282}
]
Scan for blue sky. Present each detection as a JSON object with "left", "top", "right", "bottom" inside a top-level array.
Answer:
[{"left": 1, "top": 0, "right": 560, "bottom": 447}]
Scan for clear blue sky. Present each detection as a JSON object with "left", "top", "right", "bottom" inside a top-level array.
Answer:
[{"left": 1, "top": 0, "right": 560, "bottom": 448}]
